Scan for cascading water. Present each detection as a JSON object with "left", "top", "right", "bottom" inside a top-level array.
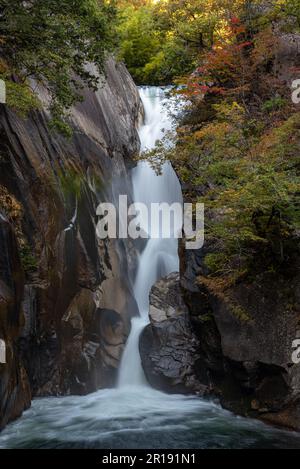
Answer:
[
  {"left": 118, "top": 87, "right": 182, "bottom": 387},
  {"left": 1, "top": 87, "right": 300, "bottom": 449}
]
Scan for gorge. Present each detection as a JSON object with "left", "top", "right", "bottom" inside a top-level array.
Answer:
[
  {"left": 1, "top": 0, "right": 300, "bottom": 454},
  {"left": 0, "top": 83, "right": 300, "bottom": 449}
]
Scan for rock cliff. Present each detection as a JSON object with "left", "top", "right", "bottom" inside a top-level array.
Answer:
[
  {"left": 0, "top": 58, "right": 142, "bottom": 429},
  {"left": 141, "top": 251, "right": 300, "bottom": 430}
]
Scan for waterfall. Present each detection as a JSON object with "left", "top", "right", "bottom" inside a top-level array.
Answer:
[
  {"left": 118, "top": 87, "right": 183, "bottom": 387},
  {"left": 1, "top": 87, "right": 298, "bottom": 450}
]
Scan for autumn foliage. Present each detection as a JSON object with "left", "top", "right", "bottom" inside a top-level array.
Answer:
[
  {"left": 145, "top": 6, "right": 300, "bottom": 279},
  {"left": 182, "top": 17, "right": 261, "bottom": 100}
]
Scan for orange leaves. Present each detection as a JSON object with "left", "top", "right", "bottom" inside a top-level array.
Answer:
[
  {"left": 179, "top": 16, "right": 255, "bottom": 100},
  {"left": 229, "top": 15, "right": 246, "bottom": 36},
  {"left": 251, "top": 27, "right": 278, "bottom": 68}
]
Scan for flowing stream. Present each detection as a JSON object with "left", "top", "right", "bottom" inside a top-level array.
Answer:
[{"left": 0, "top": 87, "right": 300, "bottom": 449}]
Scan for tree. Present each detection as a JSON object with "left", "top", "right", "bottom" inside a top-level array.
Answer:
[
  {"left": 117, "top": 3, "right": 164, "bottom": 84},
  {"left": 0, "top": 0, "right": 116, "bottom": 133},
  {"left": 116, "top": 0, "right": 254, "bottom": 85}
]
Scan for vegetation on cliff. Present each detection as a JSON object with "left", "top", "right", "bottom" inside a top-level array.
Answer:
[
  {"left": 0, "top": 0, "right": 116, "bottom": 134},
  {"left": 137, "top": 1, "right": 300, "bottom": 281}
]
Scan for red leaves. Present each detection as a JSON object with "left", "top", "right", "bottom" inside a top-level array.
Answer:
[
  {"left": 181, "top": 18, "right": 254, "bottom": 100},
  {"left": 230, "top": 16, "right": 240, "bottom": 25},
  {"left": 199, "top": 85, "right": 210, "bottom": 92},
  {"left": 229, "top": 16, "right": 246, "bottom": 35},
  {"left": 236, "top": 41, "right": 253, "bottom": 50}
]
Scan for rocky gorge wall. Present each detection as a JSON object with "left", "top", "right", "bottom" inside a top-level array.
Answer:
[{"left": 0, "top": 58, "right": 142, "bottom": 430}]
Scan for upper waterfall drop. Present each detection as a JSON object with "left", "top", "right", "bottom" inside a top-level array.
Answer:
[{"left": 118, "top": 87, "right": 183, "bottom": 388}]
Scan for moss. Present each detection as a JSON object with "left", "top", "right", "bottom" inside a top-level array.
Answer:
[
  {"left": 4, "top": 79, "right": 41, "bottom": 117},
  {"left": 198, "top": 313, "right": 213, "bottom": 323},
  {"left": 204, "top": 252, "right": 230, "bottom": 275},
  {"left": 19, "top": 244, "right": 38, "bottom": 274},
  {"left": 261, "top": 96, "right": 287, "bottom": 113},
  {"left": 49, "top": 117, "right": 73, "bottom": 139},
  {"left": 229, "top": 303, "right": 251, "bottom": 322},
  {"left": 57, "top": 166, "right": 86, "bottom": 201},
  {"left": 0, "top": 186, "right": 39, "bottom": 275},
  {"left": 0, "top": 186, "right": 22, "bottom": 223},
  {"left": 198, "top": 274, "right": 251, "bottom": 322}
]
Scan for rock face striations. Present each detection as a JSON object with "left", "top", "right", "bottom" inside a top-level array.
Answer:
[{"left": 0, "top": 58, "right": 142, "bottom": 429}]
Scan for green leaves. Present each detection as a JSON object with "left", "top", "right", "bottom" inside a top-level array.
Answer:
[
  {"left": 4, "top": 80, "right": 41, "bottom": 116},
  {"left": 199, "top": 112, "right": 300, "bottom": 273},
  {"left": 116, "top": 0, "right": 222, "bottom": 85},
  {"left": 0, "top": 0, "right": 116, "bottom": 132}
]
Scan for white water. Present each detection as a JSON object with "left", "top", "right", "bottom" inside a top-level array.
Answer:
[
  {"left": 118, "top": 87, "right": 182, "bottom": 387},
  {"left": 1, "top": 87, "right": 300, "bottom": 449}
]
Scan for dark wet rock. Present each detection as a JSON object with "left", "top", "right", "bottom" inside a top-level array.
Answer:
[
  {"left": 0, "top": 58, "right": 142, "bottom": 428},
  {"left": 140, "top": 273, "right": 208, "bottom": 395},
  {"left": 141, "top": 245, "right": 300, "bottom": 431},
  {"left": 179, "top": 235, "right": 300, "bottom": 430},
  {"left": 0, "top": 215, "right": 31, "bottom": 429}
]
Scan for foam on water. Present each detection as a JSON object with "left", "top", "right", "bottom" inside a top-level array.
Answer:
[{"left": 0, "top": 386, "right": 299, "bottom": 449}]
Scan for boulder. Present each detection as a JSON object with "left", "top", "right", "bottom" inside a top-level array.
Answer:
[{"left": 140, "top": 273, "right": 208, "bottom": 395}]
